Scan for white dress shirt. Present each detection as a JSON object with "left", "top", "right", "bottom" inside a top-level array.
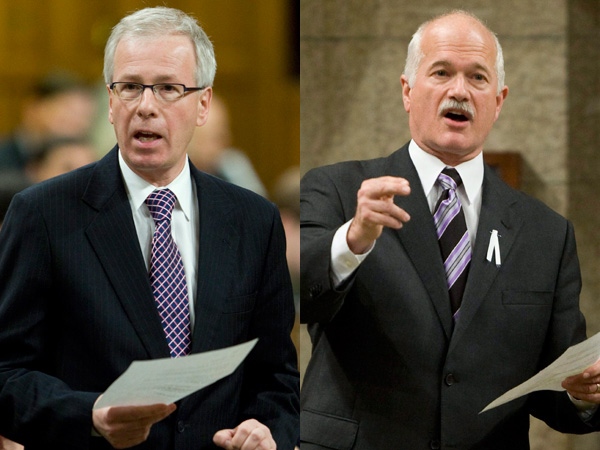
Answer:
[
  {"left": 331, "top": 139, "right": 483, "bottom": 285},
  {"left": 118, "top": 151, "right": 199, "bottom": 328}
]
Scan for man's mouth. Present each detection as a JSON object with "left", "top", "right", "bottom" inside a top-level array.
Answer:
[
  {"left": 438, "top": 99, "right": 474, "bottom": 122},
  {"left": 135, "top": 131, "right": 162, "bottom": 142},
  {"left": 445, "top": 111, "right": 469, "bottom": 122}
]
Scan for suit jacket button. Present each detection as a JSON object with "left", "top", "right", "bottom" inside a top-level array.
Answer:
[
  {"left": 177, "top": 420, "right": 186, "bottom": 433},
  {"left": 309, "top": 283, "right": 322, "bottom": 298},
  {"left": 444, "top": 373, "right": 456, "bottom": 386},
  {"left": 430, "top": 439, "right": 441, "bottom": 449}
]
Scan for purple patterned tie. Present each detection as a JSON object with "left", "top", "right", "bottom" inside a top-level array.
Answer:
[
  {"left": 433, "top": 168, "right": 471, "bottom": 316},
  {"left": 145, "top": 189, "right": 191, "bottom": 357}
]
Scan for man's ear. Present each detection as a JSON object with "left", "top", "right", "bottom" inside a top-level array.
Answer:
[
  {"left": 196, "top": 87, "right": 213, "bottom": 127},
  {"left": 400, "top": 75, "right": 411, "bottom": 113},
  {"left": 107, "top": 84, "right": 114, "bottom": 124}
]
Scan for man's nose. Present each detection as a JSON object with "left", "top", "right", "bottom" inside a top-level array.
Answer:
[
  {"left": 448, "top": 75, "right": 468, "bottom": 101},
  {"left": 137, "top": 87, "right": 158, "bottom": 117}
]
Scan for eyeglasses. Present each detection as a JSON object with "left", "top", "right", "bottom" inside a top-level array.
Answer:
[{"left": 109, "top": 82, "right": 206, "bottom": 102}]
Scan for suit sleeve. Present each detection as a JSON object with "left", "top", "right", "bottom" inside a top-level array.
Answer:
[
  {"left": 300, "top": 166, "right": 358, "bottom": 325},
  {"left": 0, "top": 192, "right": 98, "bottom": 448},
  {"left": 239, "top": 203, "right": 300, "bottom": 448},
  {"left": 527, "top": 220, "right": 600, "bottom": 432}
]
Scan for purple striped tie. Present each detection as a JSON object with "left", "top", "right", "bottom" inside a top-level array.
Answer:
[
  {"left": 433, "top": 168, "right": 471, "bottom": 316},
  {"left": 145, "top": 189, "right": 191, "bottom": 357}
]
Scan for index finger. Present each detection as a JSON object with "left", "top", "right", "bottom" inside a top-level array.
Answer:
[{"left": 361, "top": 176, "right": 410, "bottom": 198}]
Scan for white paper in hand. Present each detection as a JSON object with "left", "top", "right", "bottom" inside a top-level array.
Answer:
[
  {"left": 480, "top": 332, "right": 600, "bottom": 413},
  {"left": 94, "top": 339, "right": 258, "bottom": 409}
]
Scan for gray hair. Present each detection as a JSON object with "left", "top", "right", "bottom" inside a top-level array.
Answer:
[
  {"left": 404, "top": 10, "right": 505, "bottom": 94},
  {"left": 103, "top": 6, "right": 217, "bottom": 88}
]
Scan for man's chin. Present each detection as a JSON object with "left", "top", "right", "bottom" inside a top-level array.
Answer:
[{"left": 426, "top": 142, "right": 482, "bottom": 165}]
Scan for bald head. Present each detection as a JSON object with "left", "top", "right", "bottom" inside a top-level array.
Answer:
[
  {"left": 399, "top": 9, "right": 509, "bottom": 165},
  {"left": 404, "top": 11, "right": 505, "bottom": 94}
]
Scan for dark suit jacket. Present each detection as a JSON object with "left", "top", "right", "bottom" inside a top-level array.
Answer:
[
  {"left": 300, "top": 143, "right": 597, "bottom": 449},
  {"left": 0, "top": 147, "right": 299, "bottom": 450}
]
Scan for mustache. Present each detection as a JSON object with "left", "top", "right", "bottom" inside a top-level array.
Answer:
[{"left": 438, "top": 99, "right": 475, "bottom": 119}]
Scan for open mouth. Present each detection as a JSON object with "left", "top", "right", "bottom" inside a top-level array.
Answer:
[
  {"left": 439, "top": 100, "right": 474, "bottom": 123},
  {"left": 445, "top": 111, "right": 469, "bottom": 122},
  {"left": 135, "top": 131, "right": 162, "bottom": 142}
]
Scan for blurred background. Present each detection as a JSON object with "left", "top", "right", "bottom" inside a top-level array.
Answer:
[{"left": 301, "top": 1, "right": 600, "bottom": 449}]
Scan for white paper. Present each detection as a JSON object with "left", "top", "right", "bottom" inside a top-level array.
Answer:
[
  {"left": 480, "top": 332, "right": 600, "bottom": 413},
  {"left": 94, "top": 339, "right": 258, "bottom": 409}
]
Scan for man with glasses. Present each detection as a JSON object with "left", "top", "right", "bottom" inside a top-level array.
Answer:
[{"left": 0, "top": 7, "right": 298, "bottom": 450}]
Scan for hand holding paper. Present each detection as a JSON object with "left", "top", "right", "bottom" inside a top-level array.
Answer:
[
  {"left": 481, "top": 332, "right": 600, "bottom": 413},
  {"left": 562, "top": 354, "right": 600, "bottom": 403},
  {"left": 93, "top": 403, "right": 176, "bottom": 449},
  {"left": 92, "top": 340, "right": 259, "bottom": 448}
]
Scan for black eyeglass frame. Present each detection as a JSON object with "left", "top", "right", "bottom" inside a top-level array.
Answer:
[{"left": 109, "top": 82, "right": 207, "bottom": 101}]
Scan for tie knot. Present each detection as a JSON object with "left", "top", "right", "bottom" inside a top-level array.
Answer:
[
  {"left": 145, "top": 189, "right": 176, "bottom": 223},
  {"left": 438, "top": 168, "right": 463, "bottom": 191}
]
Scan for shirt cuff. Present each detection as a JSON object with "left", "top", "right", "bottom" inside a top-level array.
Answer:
[
  {"left": 568, "top": 393, "right": 599, "bottom": 422},
  {"left": 330, "top": 219, "right": 374, "bottom": 287}
]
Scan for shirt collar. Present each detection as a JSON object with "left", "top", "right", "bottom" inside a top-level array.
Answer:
[
  {"left": 118, "top": 149, "right": 194, "bottom": 220},
  {"left": 408, "top": 139, "right": 483, "bottom": 205}
]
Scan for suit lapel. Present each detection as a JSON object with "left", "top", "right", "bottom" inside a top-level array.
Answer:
[
  {"left": 83, "top": 148, "right": 170, "bottom": 359},
  {"left": 449, "top": 164, "right": 522, "bottom": 349},
  {"left": 189, "top": 167, "right": 240, "bottom": 353},
  {"left": 391, "top": 149, "right": 454, "bottom": 339}
]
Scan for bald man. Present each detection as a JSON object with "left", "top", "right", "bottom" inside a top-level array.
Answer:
[{"left": 300, "top": 10, "right": 600, "bottom": 449}]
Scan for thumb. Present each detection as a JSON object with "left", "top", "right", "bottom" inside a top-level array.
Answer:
[{"left": 213, "top": 429, "right": 234, "bottom": 449}]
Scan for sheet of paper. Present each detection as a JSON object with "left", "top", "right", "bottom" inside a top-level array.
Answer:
[
  {"left": 94, "top": 339, "right": 258, "bottom": 409},
  {"left": 480, "top": 332, "right": 600, "bottom": 413}
]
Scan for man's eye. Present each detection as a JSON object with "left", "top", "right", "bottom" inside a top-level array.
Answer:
[
  {"left": 122, "top": 83, "right": 140, "bottom": 91},
  {"left": 161, "top": 84, "right": 177, "bottom": 92},
  {"left": 435, "top": 70, "right": 447, "bottom": 76}
]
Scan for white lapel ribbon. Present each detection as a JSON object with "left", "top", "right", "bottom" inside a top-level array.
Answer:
[{"left": 486, "top": 229, "right": 501, "bottom": 268}]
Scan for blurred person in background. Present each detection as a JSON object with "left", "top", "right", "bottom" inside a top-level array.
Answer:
[
  {"left": 25, "top": 136, "right": 97, "bottom": 183},
  {"left": 0, "top": 71, "right": 97, "bottom": 172},
  {"left": 0, "top": 137, "right": 98, "bottom": 230},
  {"left": 187, "top": 93, "right": 267, "bottom": 197},
  {"left": 0, "top": 172, "right": 29, "bottom": 231}
]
